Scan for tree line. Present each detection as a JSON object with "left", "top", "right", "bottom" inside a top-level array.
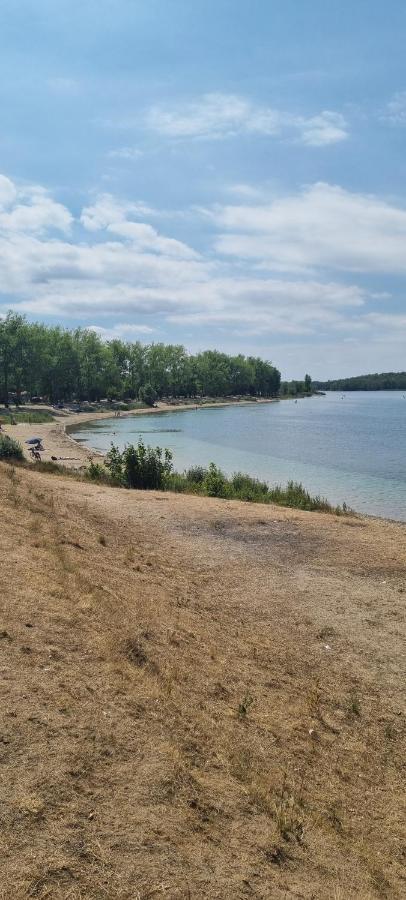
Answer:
[
  {"left": 0, "top": 311, "right": 281, "bottom": 404},
  {"left": 314, "top": 372, "right": 406, "bottom": 391}
]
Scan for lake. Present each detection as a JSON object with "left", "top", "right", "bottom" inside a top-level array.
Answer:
[{"left": 71, "top": 392, "right": 406, "bottom": 521}]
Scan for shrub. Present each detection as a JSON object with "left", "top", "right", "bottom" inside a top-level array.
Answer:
[
  {"left": 163, "top": 463, "right": 342, "bottom": 513},
  {"left": 103, "top": 444, "right": 124, "bottom": 484},
  {"left": 165, "top": 472, "right": 194, "bottom": 493},
  {"left": 185, "top": 465, "right": 207, "bottom": 484},
  {"left": 85, "top": 461, "right": 114, "bottom": 484},
  {"left": 0, "top": 434, "right": 23, "bottom": 460},
  {"left": 268, "top": 480, "right": 332, "bottom": 512},
  {"left": 231, "top": 472, "right": 270, "bottom": 502},
  {"left": 105, "top": 440, "right": 173, "bottom": 490},
  {"left": 203, "top": 463, "right": 228, "bottom": 498}
]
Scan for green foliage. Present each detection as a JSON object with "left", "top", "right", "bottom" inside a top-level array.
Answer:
[
  {"left": 16, "top": 428, "right": 346, "bottom": 515},
  {"left": 315, "top": 371, "right": 406, "bottom": 391},
  {"left": 231, "top": 472, "right": 270, "bottom": 502},
  {"left": 267, "top": 480, "right": 332, "bottom": 512},
  {"left": 0, "top": 310, "right": 281, "bottom": 404},
  {"left": 203, "top": 462, "right": 228, "bottom": 497},
  {"left": 280, "top": 374, "right": 314, "bottom": 397},
  {"left": 166, "top": 463, "right": 343, "bottom": 514},
  {"left": 304, "top": 373, "right": 312, "bottom": 393},
  {"left": 103, "top": 444, "right": 124, "bottom": 484},
  {"left": 105, "top": 440, "right": 173, "bottom": 489},
  {"left": 138, "top": 383, "right": 157, "bottom": 406},
  {"left": 0, "top": 434, "right": 23, "bottom": 460},
  {"left": 0, "top": 410, "right": 53, "bottom": 424},
  {"left": 85, "top": 461, "right": 113, "bottom": 484},
  {"left": 185, "top": 465, "right": 206, "bottom": 484}
]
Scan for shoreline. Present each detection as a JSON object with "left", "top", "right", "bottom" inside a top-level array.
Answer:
[
  {"left": 2, "top": 397, "right": 279, "bottom": 471},
  {"left": 3, "top": 397, "right": 405, "bottom": 525}
]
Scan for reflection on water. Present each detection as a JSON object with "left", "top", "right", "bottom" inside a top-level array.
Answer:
[{"left": 71, "top": 393, "right": 406, "bottom": 521}]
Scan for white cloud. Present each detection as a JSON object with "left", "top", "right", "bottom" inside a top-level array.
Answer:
[
  {"left": 80, "top": 194, "right": 153, "bottom": 230},
  {"left": 0, "top": 175, "right": 17, "bottom": 209},
  {"left": 107, "top": 146, "right": 144, "bottom": 161},
  {"left": 0, "top": 172, "right": 404, "bottom": 370},
  {"left": 213, "top": 182, "right": 406, "bottom": 274},
  {"left": 298, "top": 111, "right": 348, "bottom": 146},
  {"left": 0, "top": 182, "right": 72, "bottom": 235},
  {"left": 167, "top": 278, "right": 365, "bottom": 336},
  {"left": 89, "top": 323, "right": 155, "bottom": 340},
  {"left": 146, "top": 93, "right": 348, "bottom": 146},
  {"left": 383, "top": 91, "right": 406, "bottom": 124},
  {"left": 363, "top": 312, "right": 406, "bottom": 329},
  {"left": 81, "top": 193, "right": 199, "bottom": 258}
]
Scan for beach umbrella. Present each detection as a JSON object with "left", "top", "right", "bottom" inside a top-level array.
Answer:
[{"left": 25, "top": 437, "right": 42, "bottom": 445}]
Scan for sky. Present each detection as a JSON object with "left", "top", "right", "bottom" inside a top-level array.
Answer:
[{"left": 0, "top": 0, "right": 406, "bottom": 379}]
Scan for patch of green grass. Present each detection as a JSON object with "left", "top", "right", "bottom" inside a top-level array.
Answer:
[
  {"left": 0, "top": 410, "right": 54, "bottom": 424},
  {"left": 0, "top": 434, "right": 24, "bottom": 460},
  {"left": 166, "top": 466, "right": 347, "bottom": 514}
]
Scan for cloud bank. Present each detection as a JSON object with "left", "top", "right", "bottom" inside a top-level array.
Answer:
[{"left": 0, "top": 174, "right": 405, "bottom": 365}]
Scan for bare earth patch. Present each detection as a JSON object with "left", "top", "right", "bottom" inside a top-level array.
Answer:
[{"left": 0, "top": 463, "right": 405, "bottom": 899}]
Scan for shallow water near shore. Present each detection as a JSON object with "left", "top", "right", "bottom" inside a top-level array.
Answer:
[{"left": 71, "top": 391, "right": 406, "bottom": 521}]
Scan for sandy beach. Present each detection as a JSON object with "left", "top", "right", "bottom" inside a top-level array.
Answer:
[{"left": 1, "top": 398, "right": 278, "bottom": 470}]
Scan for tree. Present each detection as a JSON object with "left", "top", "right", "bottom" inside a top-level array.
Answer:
[
  {"left": 0, "top": 312, "right": 25, "bottom": 404},
  {"left": 0, "top": 310, "right": 282, "bottom": 405},
  {"left": 304, "top": 373, "right": 312, "bottom": 394},
  {"left": 139, "top": 383, "right": 157, "bottom": 406}
]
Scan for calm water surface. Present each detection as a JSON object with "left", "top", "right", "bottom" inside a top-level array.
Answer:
[{"left": 71, "top": 392, "right": 406, "bottom": 521}]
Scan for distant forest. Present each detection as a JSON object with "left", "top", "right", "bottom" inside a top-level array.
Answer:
[
  {"left": 314, "top": 372, "right": 406, "bottom": 391},
  {"left": 0, "top": 311, "right": 281, "bottom": 403}
]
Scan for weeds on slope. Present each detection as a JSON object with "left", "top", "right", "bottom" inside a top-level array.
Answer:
[{"left": 1, "top": 436, "right": 351, "bottom": 515}]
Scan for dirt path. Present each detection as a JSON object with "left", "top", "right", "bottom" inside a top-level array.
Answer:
[{"left": 0, "top": 463, "right": 405, "bottom": 899}]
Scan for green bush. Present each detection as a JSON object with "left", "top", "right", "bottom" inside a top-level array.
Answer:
[
  {"left": 166, "top": 466, "right": 344, "bottom": 514},
  {"left": 185, "top": 465, "right": 207, "bottom": 484},
  {"left": 203, "top": 463, "right": 228, "bottom": 498},
  {"left": 165, "top": 472, "right": 195, "bottom": 493},
  {"left": 268, "top": 480, "right": 332, "bottom": 512},
  {"left": 0, "top": 434, "right": 24, "bottom": 460},
  {"left": 231, "top": 472, "right": 270, "bottom": 502},
  {"left": 85, "top": 461, "right": 115, "bottom": 484},
  {"left": 105, "top": 440, "right": 173, "bottom": 489}
]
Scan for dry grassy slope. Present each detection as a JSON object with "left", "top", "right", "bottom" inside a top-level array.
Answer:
[{"left": 0, "top": 462, "right": 405, "bottom": 900}]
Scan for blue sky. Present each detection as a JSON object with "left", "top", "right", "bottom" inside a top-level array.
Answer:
[{"left": 1, "top": 0, "right": 406, "bottom": 378}]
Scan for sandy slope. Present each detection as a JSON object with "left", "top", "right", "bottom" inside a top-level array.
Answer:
[{"left": 0, "top": 462, "right": 405, "bottom": 899}]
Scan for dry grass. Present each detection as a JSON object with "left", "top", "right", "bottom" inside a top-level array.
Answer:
[{"left": 0, "top": 462, "right": 405, "bottom": 899}]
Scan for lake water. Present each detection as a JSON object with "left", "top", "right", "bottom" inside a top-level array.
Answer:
[{"left": 71, "top": 392, "right": 406, "bottom": 521}]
